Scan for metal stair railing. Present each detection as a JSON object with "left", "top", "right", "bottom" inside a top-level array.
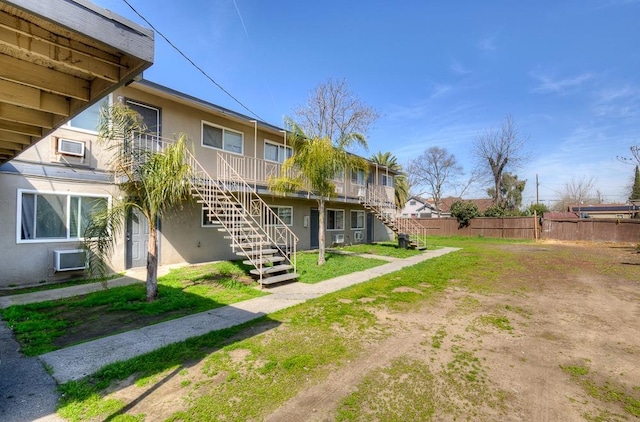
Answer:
[
  {"left": 128, "top": 133, "right": 298, "bottom": 286},
  {"left": 360, "top": 184, "right": 427, "bottom": 249},
  {"left": 215, "top": 152, "right": 298, "bottom": 272}
]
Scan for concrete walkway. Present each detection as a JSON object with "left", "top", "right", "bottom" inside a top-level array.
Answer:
[{"left": 0, "top": 247, "right": 458, "bottom": 421}]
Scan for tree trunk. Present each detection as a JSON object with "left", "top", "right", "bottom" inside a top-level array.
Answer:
[
  {"left": 146, "top": 218, "right": 158, "bottom": 302},
  {"left": 318, "top": 199, "right": 326, "bottom": 265}
]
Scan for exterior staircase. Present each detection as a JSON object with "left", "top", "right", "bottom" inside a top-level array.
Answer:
[
  {"left": 186, "top": 151, "right": 299, "bottom": 287},
  {"left": 135, "top": 133, "right": 299, "bottom": 287},
  {"left": 359, "top": 185, "right": 427, "bottom": 250}
]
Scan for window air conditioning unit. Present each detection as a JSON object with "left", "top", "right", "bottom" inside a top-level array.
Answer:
[
  {"left": 54, "top": 249, "right": 87, "bottom": 272},
  {"left": 57, "top": 138, "right": 85, "bottom": 157},
  {"left": 335, "top": 185, "right": 344, "bottom": 194},
  {"left": 333, "top": 233, "right": 345, "bottom": 244},
  {"left": 354, "top": 231, "right": 363, "bottom": 242}
]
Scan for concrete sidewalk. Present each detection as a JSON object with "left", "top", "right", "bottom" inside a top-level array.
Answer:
[{"left": 39, "top": 247, "right": 458, "bottom": 383}]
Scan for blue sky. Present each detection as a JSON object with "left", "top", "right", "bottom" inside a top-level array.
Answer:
[{"left": 93, "top": 0, "right": 640, "bottom": 206}]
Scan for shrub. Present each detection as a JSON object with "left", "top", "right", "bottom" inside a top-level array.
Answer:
[{"left": 450, "top": 201, "right": 479, "bottom": 228}]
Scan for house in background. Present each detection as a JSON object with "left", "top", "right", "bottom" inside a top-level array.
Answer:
[
  {"left": 568, "top": 204, "right": 640, "bottom": 219},
  {"left": 399, "top": 196, "right": 441, "bottom": 218},
  {"left": 0, "top": 79, "right": 408, "bottom": 288}
]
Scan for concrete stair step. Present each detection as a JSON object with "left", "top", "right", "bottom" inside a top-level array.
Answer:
[
  {"left": 237, "top": 248, "right": 279, "bottom": 257},
  {"left": 250, "top": 264, "right": 293, "bottom": 276},
  {"left": 242, "top": 256, "right": 285, "bottom": 266},
  {"left": 259, "top": 272, "right": 299, "bottom": 286}
]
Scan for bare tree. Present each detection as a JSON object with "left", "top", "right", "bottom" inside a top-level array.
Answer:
[
  {"left": 292, "top": 77, "right": 380, "bottom": 149},
  {"left": 408, "top": 146, "right": 463, "bottom": 216},
  {"left": 617, "top": 144, "right": 640, "bottom": 166},
  {"left": 552, "top": 176, "right": 597, "bottom": 212},
  {"left": 473, "top": 115, "right": 529, "bottom": 206}
]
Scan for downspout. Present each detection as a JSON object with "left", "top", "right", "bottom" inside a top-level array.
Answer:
[{"left": 250, "top": 120, "right": 257, "bottom": 191}]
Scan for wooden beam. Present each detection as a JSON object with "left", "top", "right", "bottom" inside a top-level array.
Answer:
[
  {"left": 0, "top": 79, "right": 70, "bottom": 116},
  {"left": 0, "top": 103, "right": 53, "bottom": 128},
  {"left": 0, "top": 120, "right": 42, "bottom": 137},
  {"left": 0, "top": 12, "right": 122, "bottom": 82},
  {"left": 0, "top": 147, "right": 18, "bottom": 155},
  {"left": 0, "top": 139, "right": 26, "bottom": 151},
  {"left": 0, "top": 129, "right": 31, "bottom": 145},
  {"left": 0, "top": 54, "right": 90, "bottom": 101}
]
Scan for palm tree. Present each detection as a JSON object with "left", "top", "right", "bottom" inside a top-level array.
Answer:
[
  {"left": 269, "top": 118, "right": 368, "bottom": 265},
  {"left": 84, "top": 103, "right": 193, "bottom": 301},
  {"left": 370, "top": 151, "right": 409, "bottom": 210}
]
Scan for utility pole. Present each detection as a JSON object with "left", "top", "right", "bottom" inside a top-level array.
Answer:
[{"left": 536, "top": 174, "right": 539, "bottom": 205}]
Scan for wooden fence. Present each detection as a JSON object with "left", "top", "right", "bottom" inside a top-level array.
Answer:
[{"left": 413, "top": 217, "right": 640, "bottom": 243}]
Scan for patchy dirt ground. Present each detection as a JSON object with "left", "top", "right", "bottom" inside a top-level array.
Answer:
[{"left": 101, "top": 241, "right": 640, "bottom": 421}]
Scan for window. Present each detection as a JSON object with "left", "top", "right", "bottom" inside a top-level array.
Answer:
[
  {"left": 202, "top": 122, "right": 243, "bottom": 154},
  {"left": 351, "top": 210, "right": 365, "bottom": 229},
  {"left": 66, "top": 97, "right": 109, "bottom": 132},
  {"left": 327, "top": 209, "right": 345, "bottom": 230},
  {"left": 264, "top": 141, "right": 292, "bottom": 163},
  {"left": 333, "top": 169, "right": 345, "bottom": 182},
  {"left": 201, "top": 205, "right": 217, "bottom": 227},
  {"left": 351, "top": 169, "right": 366, "bottom": 185},
  {"left": 381, "top": 174, "right": 394, "bottom": 187},
  {"left": 267, "top": 206, "right": 293, "bottom": 226},
  {"left": 126, "top": 99, "right": 161, "bottom": 135},
  {"left": 409, "top": 200, "right": 416, "bottom": 206},
  {"left": 18, "top": 190, "right": 109, "bottom": 242}
]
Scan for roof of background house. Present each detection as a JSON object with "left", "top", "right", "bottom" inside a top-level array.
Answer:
[
  {"left": 544, "top": 212, "right": 580, "bottom": 219},
  {"left": 568, "top": 203, "right": 640, "bottom": 212}
]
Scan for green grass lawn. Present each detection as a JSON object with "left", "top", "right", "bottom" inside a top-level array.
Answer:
[
  {"left": 296, "top": 251, "right": 387, "bottom": 284},
  {"left": 0, "top": 253, "right": 388, "bottom": 356},
  {"left": 333, "top": 241, "right": 428, "bottom": 258}
]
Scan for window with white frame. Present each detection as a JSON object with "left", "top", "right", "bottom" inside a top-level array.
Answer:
[
  {"left": 327, "top": 209, "right": 345, "bottom": 230},
  {"left": 267, "top": 206, "right": 293, "bottom": 226},
  {"left": 202, "top": 122, "right": 243, "bottom": 154},
  {"left": 18, "top": 190, "right": 109, "bottom": 242},
  {"left": 351, "top": 210, "right": 365, "bottom": 229},
  {"left": 381, "top": 173, "right": 394, "bottom": 187},
  {"left": 333, "top": 169, "right": 345, "bottom": 182},
  {"left": 351, "top": 169, "right": 366, "bottom": 185},
  {"left": 66, "top": 97, "right": 110, "bottom": 132},
  {"left": 264, "top": 141, "right": 292, "bottom": 163}
]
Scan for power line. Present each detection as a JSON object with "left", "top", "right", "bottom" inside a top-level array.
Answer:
[{"left": 121, "top": 0, "right": 265, "bottom": 122}]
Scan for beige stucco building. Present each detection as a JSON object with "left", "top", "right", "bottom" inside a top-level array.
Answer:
[{"left": 0, "top": 80, "right": 400, "bottom": 287}]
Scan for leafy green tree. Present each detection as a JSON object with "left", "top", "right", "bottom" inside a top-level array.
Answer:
[
  {"left": 483, "top": 204, "right": 508, "bottom": 217},
  {"left": 450, "top": 200, "right": 479, "bottom": 228},
  {"left": 370, "top": 151, "right": 409, "bottom": 210},
  {"left": 84, "top": 103, "right": 193, "bottom": 301},
  {"left": 528, "top": 203, "right": 549, "bottom": 216},
  {"left": 269, "top": 119, "right": 368, "bottom": 265},
  {"left": 487, "top": 172, "right": 526, "bottom": 210},
  {"left": 630, "top": 165, "right": 640, "bottom": 202}
]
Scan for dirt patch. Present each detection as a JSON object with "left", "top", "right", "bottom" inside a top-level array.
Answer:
[{"left": 98, "top": 242, "right": 640, "bottom": 420}]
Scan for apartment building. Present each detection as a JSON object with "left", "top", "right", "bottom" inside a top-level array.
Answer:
[{"left": 0, "top": 79, "right": 400, "bottom": 287}]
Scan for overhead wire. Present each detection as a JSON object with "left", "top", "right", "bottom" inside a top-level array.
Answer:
[{"left": 121, "top": 0, "right": 265, "bottom": 122}]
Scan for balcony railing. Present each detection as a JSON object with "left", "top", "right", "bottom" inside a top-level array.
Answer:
[{"left": 123, "top": 134, "right": 392, "bottom": 199}]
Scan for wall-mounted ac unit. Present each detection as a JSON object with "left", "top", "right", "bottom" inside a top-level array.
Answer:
[
  {"left": 54, "top": 249, "right": 87, "bottom": 272},
  {"left": 57, "top": 138, "right": 85, "bottom": 157},
  {"left": 354, "top": 231, "right": 363, "bottom": 242},
  {"left": 333, "top": 233, "right": 345, "bottom": 244}
]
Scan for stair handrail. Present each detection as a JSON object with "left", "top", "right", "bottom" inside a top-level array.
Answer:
[
  {"left": 361, "top": 184, "right": 427, "bottom": 249},
  {"left": 215, "top": 152, "right": 298, "bottom": 275}
]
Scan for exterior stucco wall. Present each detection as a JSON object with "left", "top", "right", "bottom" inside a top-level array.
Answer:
[{"left": 0, "top": 172, "right": 125, "bottom": 287}]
